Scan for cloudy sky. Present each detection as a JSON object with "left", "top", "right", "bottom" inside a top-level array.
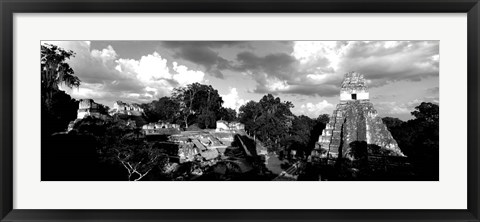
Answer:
[{"left": 43, "top": 41, "right": 439, "bottom": 120}]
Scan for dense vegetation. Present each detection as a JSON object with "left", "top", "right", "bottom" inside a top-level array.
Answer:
[
  {"left": 141, "top": 83, "right": 238, "bottom": 129},
  {"left": 140, "top": 84, "right": 328, "bottom": 157},
  {"left": 41, "top": 43, "right": 80, "bottom": 135},
  {"left": 382, "top": 102, "right": 439, "bottom": 180},
  {"left": 238, "top": 95, "right": 329, "bottom": 157}
]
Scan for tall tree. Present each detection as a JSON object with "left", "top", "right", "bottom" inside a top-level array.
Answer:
[
  {"left": 172, "top": 85, "right": 197, "bottom": 128},
  {"left": 238, "top": 94, "right": 294, "bottom": 152},
  {"left": 317, "top": 114, "right": 330, "bottom": 125},
  {"left": 238, "top": 101, "right": 262, "bottom": 138},
  {"left": 41, "top": 43, "right": 81, "bottom": 134},
  {"left": 172, "top": 83, "right": 223, "bottom": 128},
  {"left": 285, "top": 115, "right": 314, "bottom": 157},
  {"left": 306, "top": 115, "right": 329, "bottom": 154},
  {"left": 41, "top": 43, "right": 81, "bottom": 103},
  {"left": 382, "top": 117, "right": 404, "bottom": 130},
  {"left": 142, "top": 96, "right": 180, "bottom": 123},
  {"left": 217, "top": 107, "right": 237, "bottom": 122},
  {"left": 411, "top": 102, "right": 439, "bottom": 123}
]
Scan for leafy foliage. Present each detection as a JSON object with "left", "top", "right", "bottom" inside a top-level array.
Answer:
[
  {"left": 238, "top": 100, "right": 262, "bottom": 136},
  {"left": 411, "top": 102, "right": 439, "bottom": 123},
  {"left": 172, "top": 83, "right": 224, "bottom": 128},
  {"left": 41, "top": 43, "right": 80, "bottom": 95},
  {"left": 317, "top": 114, "right": 330, "bottom": 125},
  {"left": 217, "top": 107, "right": 237, "bottom": 122},
  {"left": 41, "top": 90, "right": 79, "bottom": 135},
  {"left": 141, "top": 96, "right": 181, "bottom": 123},
  {"left": 382, "top": 117, "right": 404, "bottom": 129},
  {"left": 283, "top": 115, "right": 315, "bottom": 157},
  {"left": 384, "top": 102, "right": 439, "bottom": 180},
  {"left": 238, "top": 94, "right": 295, "bottom": 152},
  {"left": 41, "top": 43, "right": 81, "bottom": 135},
  {"left": 237, "top": 95, "right": 330, "bottom": 157}
]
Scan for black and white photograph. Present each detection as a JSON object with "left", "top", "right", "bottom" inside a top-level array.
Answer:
[{"left": 41, "top": 40, "right": 439, "bottom": 181}]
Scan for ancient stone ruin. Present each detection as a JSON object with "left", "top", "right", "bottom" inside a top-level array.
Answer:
[
  {"left": 316, "top": 72, "right": 405, "bottom": 161},
  {"left": 215, "top": 120, "right": 245, "bottom": 132},
  {"left": 76, "top": 99, "right": 109, "bottom": 119},
  {"left": 67, "top": 99, "right": 110, "bottom": 132},
  {"left": 142, "top": 122, "right": 181, "bottom": 136},
  {"left": 109, "top": 101, "right": 144, "bottom": 116}
]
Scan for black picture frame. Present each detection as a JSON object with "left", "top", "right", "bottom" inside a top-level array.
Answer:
[{"left": 1, "top": 0, "right": 479, "bottom": 221}]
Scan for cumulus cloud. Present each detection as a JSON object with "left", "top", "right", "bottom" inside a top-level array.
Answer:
[
  {"left": 43, "top": 41, "right": 206, "bottom": 105},
  {"left": 116, "top": 52, "right": 172, "bottom": 84},
  {"left": 172, "top": 62, "right": 205, "bottom": 86},
  {"left": 292, "top": 41, "right": 345, "bottom": 71},
  {"left": 231, "top": 41, "right": 438, "bottom": 98},
  {"left": 297, "top": 100, "right": 334, "bottom": 118},
  {"left": 221, "top": 88, "right": 248, "bottom": 113}
]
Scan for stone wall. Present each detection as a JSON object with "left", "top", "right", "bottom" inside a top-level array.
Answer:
[
  {"left": 76, "top": 99, "right": 107, "bottom": 119},
  {"left": 110, "top": 101, "right": 144, "bottom": 116},
  {"left": 78, "top": 99, "right": 99, "bottom": 109},
  {"left": 215, "top": 121, "right": 245, "bottom": 132}
]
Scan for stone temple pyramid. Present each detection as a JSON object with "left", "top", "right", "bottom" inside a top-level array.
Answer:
[{"left": 316, "top": 72, "right": 405, "bottom": 160}]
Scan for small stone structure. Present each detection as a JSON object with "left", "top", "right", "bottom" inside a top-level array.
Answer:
[
  {"left": 142, "top": 122, "right": 180, "bottom": 136},
  {"left": 216, "top": 120, "right": 230, "bottom": 131},
  {"left": 316, "top": 72, "right": 405, "bottom": 160},
  {"left": 67, "top": 99, "right": 109, "bottom": 132},
  {"left": 76, "top": 99, "right": 108, "bottom": 119},
  {"left": 215, "top": 120, "right": 245, "bottom": 132},
  {"left": 109, "top": 101, "right": 144, "bottom": 116}
]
